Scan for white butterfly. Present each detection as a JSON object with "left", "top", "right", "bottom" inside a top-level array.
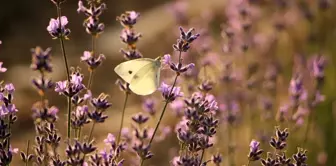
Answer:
[{"left": 114, "top": 57, "right": 161, "bottom": 95}]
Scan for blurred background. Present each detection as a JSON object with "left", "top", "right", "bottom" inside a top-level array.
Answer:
[{"left": 0, "top": 0, "right": 336, "bottom": 165}]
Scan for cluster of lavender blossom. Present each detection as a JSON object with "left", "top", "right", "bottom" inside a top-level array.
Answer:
[{"left": 0, "top": 0, "right": 333, "bottom": 165}]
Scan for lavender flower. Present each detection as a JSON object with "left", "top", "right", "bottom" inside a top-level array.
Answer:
[
  {"left": 71, "top": 105, "right": 90, "bottom": 128},
  {"left": 115, "top": 79, "right": 131, "bottom": 93},
  {"left": 91, "top": 93, "right": 112, "bottom": 110},
  {"left": 132, "top": 113, "right": 149, "bottom": 125},
  {"left": 198, "top": 80, "right": 214, "bottom": 92},
  {"left": 0, "top": 62, "right": 7, "bottom": 73},
  {"left": 72, "top": 90, "right": 92, "bottom": 106},
  {"left": 276, "top": 153, "right": 292, "bottom": 165},
  {"left": 270, "top": 127, "right": 289, "bottom": 150},
  {"left": 120, "top": 49, "right": 142, "bottom": 60},
  {"left": 158, "top": 82, "right": 183, "bottom": 102},
  {"left": 55, "top": 69, "right": 85, "bottom": 97},
  {"left": 172, "top": 155, "right": 202, "bottom": 166},
  {"left": 248, "top": 139, "right": 263, "bottom": 161},
  {"left": 211, "top": 153, "right": 223, "bottom": 165},
  {"left": 104, "top": 133, "right": 116, "bottom": 146},
  {"left": 84, "top": 17, "right": 105, "bottom": 35},
  {"left": 292, "top": 148, "right": 307, "bottom": 166},
  {"left": 77, "top": 1, "right": 106, "bottom": 16},
  {"left": 47, "top": 16, "right": 71, "bottom": 39},
  {"left": 32, "top": 77, "right": 54, "bottom": 95},
  {"left": 142, "top": 99, "right": 156, "bottom": 116},
  {"left": 117, "top": 11, "right": 140, "bottom": 28},
  {"left": 30, "top": 47, "right": 53, "bottom": 72},
  {"left": 289, "top": 74, "right": 307, "bottom": 106},
  {"left": 88, "top": 110, "right": 108, "bottom": 123},
  {"left": 120, "top": 29, "right": 142, "bottom": 48},
  {"left": 261, "top": 153, "right": 278, "bottom": 166},
  {"left": 81, "top": 51, "right": 105, "bottom": 70},
  {"left": 32, "top": 101, "right": 59, "bottom": 123},
  {"left": 0, "top": 83, "right": 18, "bottom": 116},
  {"left": 77, "top": 1, "right": 106, "bottom": 35},
  {"left": 169, "top": 61, "right": 195, "bottom": 74},
  {"left": 179, "top": 27, "right": 201, "bottom": 43},
  {"left": 132, "top": 142, "right": 153, "bottom": 160},
  {"left": 173, "top": 27, "right": 200, "bottom": 52}
]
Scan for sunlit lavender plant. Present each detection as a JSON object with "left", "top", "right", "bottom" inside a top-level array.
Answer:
[
  {"left": 47, "top": 0, "right": 72, "bottom": 139},
  {"left": 139, "top": 26, "right": 199, "bottom": 165},
  {"left": 0, "top": 82, "right": 19, "bottom": 165},
  {"left": 115, "top": 11, "right": 142, "bottom": 146}
]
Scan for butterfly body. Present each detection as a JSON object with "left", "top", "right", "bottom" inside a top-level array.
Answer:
[{"left": 114, "top": 57, "right": 161, "bottom": 95}]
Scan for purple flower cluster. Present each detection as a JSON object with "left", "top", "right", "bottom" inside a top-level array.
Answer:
[
  {"left": 129, "top": 112, "right": 153, "bottom": 163},
  {"left": 247, "top": 127, "right": 307, "bottom": 166},
  {"left": 0, "top": 80, "right": 18, "bottom": 165},
  {"left": 77, "top": 1, "right": 106, "bottom": 36},
  {"left": 173, "top": 92, "right": 219, "bottom": 165},
  {"left": 117, "top": 11, "right": 142, "bottom": 60},
  {"left": 115, "top": 11, "right": 143, "bottom": 94},
  {"left": 30, "top": 47, "right": 54, "bottom": 95}
]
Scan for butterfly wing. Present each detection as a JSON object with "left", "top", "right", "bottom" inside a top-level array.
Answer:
[
  {"left": 114, "top": 58, "right": 155, "bottom": 83},
  {"left": 129, "top": 61, "right": 161, "bottom": 96}
]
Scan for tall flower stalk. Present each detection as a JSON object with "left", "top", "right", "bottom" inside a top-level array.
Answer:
[
  {"left": 77, "top": 0, "right": 106, "bottom": 90},
  {"left": 303, "top": 54, "right": 326, "bottom": 146},
  {"left": 77, "top": 0, "right": 107, "bottom": 140},
  {"left": 140, "top": 27, "right": 199, "bottom": 166},
  {"left": 47, "top": 0, "right": 71, "bottom": 139},
  {"left": 115, "top": 11, "right": 142, "bottom": 144}
]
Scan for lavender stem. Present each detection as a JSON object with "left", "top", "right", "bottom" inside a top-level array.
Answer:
[
  {"left": 56, "top": 5, "right": 71, "bottom": 139},
  {"left": 88, "top": 122, "right": 96, "bottom": 141},
  {"left": 87, "top": 35, "right": 96, "bottom": 90},
  {"left": 7, "top": 115, "right": 10, "bottom": 154},
  {"left": 117, "top": 93, "right": 129, "bottom": 144},
  {"left": 200, "top": 148, "right": 206, "bottom": 166},
  {"left": 25, "top": 140, "right": 30, "bottom": 166}
]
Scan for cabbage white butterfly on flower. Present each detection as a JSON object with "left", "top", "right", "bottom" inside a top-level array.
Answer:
[{"left": 114, "top": 57, "right": 162, "bottom": 96}]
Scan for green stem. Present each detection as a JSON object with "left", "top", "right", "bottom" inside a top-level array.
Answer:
[
  {"left": 25, "top": 140, "right": 30, "bottom": 166},
  {"left": 117, "top": 93, "right": 129, "bottom": 144},
  {"left": 140, "top": 51, "right": 182, "bottom": 166},
  {"left": 56, "top": 5, "right": 71, "bottom": 139},
  {"left": 88, "top": 122, "right": 96, "bottom": 141},
  {"left": 87, "top": 71, "right": 94, "bottom": 90},
  {"left": 66, "top": 97, "right": 72, "bottom": 139},
  {"left": 78, "top": 127, "right": 82, "bottom": 140},
  {"left": 200, "top": 148, "right": 206, "bottom": 166},
  {"left": 7, "top": 115, "right": 10, "bottom": 152},
  {"left": 87, "top": 35, "right": 96, "bottom": 90}
]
